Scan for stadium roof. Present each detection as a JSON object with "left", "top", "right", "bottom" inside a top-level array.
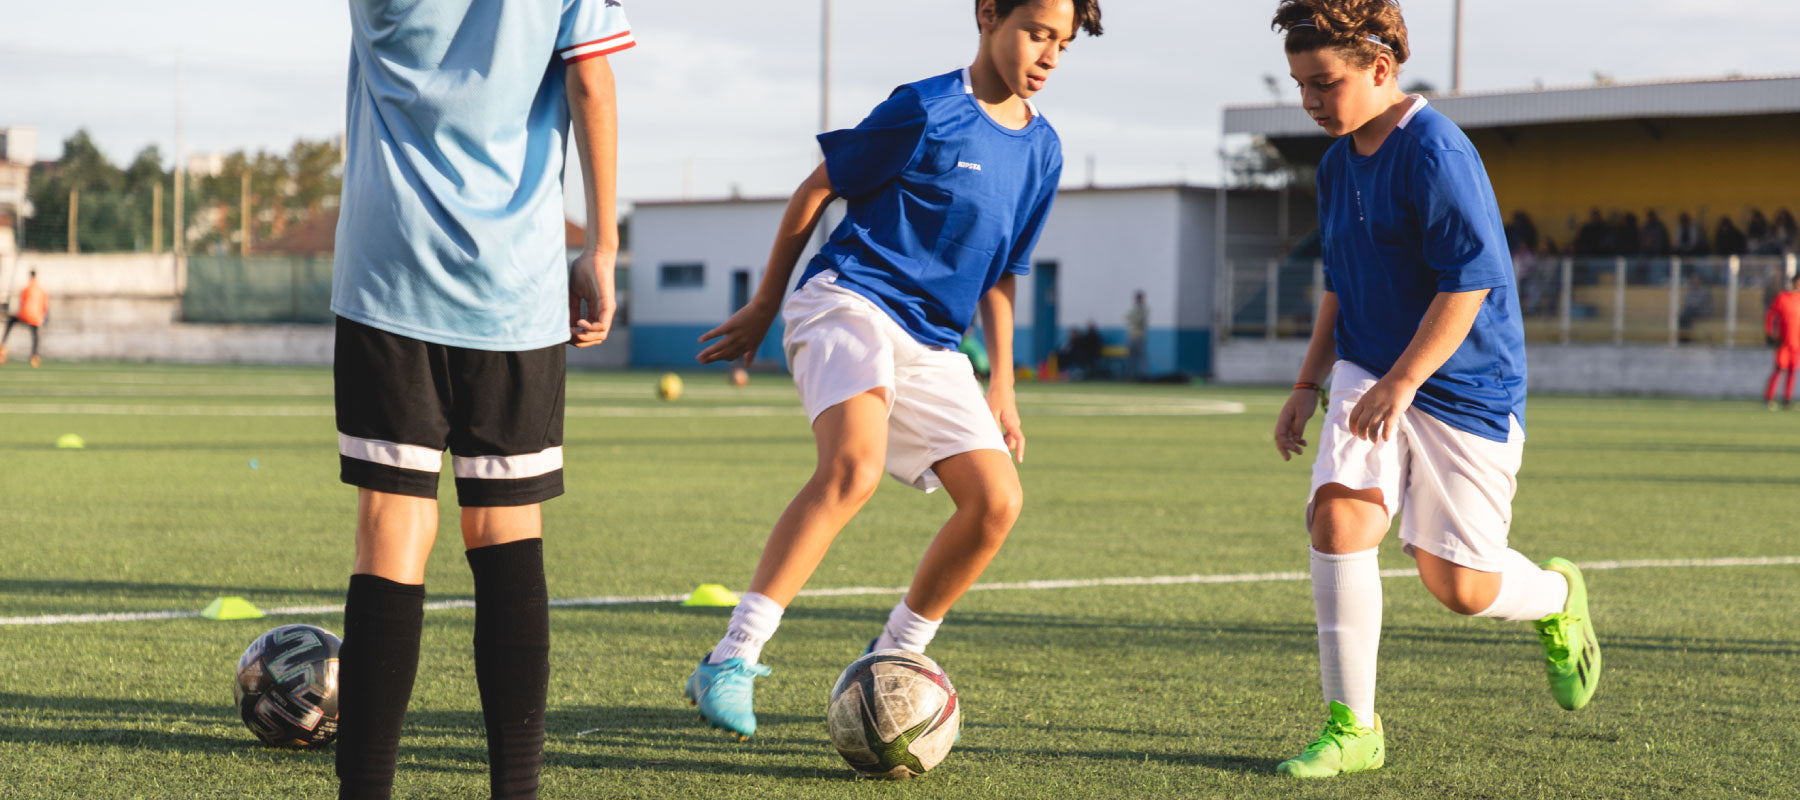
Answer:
[{"left": 1224, "top": 74, "right": 1800, "bottom": 138}]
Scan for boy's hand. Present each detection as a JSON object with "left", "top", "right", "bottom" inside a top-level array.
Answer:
[
  {"left": 987, "top": 384, "right": 1025, "bottom": 463},
  {"left": 697, "top": 299, "right": 779, "bottom": 365},
  {"left": 1274, "top": 388, "right": 1320, "bottom": 461},
  {"left": 1347, "top": 376, "right": 1417, "bottom": 442},
  {"left": 569, "top": 249, "right": 617, "bottom": 348}
]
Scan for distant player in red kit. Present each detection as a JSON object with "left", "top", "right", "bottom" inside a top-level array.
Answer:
[{"left": 1764, "top": 275, "right": 1800, "bottom": 410}]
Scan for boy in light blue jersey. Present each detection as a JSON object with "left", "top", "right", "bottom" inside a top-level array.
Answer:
[
  {"left": 330, "top": 1, "right": 633, "bottom": 798},
  {"left": 682, "top": 0, "right": 1103, "bottom": 742},
  {"left": 1268, "top": 0, "right": 1600, "bottom": 779}
]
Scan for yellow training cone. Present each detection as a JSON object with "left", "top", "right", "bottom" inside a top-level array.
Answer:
[
  {"left": 201, "top": 596, "right": 265, "bottom": 621},
  {"left": 682, "top": 584, "right": 741, "bottom": 607}
]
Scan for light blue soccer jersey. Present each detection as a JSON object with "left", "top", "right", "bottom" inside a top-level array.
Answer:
[
  {"left": 332, "top": 0, "right": 635, "bottom": 351},
  {"left": 801, "top": 69, "right": 1063, "bottom": 350}
]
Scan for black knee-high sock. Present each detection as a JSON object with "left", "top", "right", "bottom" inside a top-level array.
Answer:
[
  {"left": 335, "top": 574, "right": 426, "bottom": 800},
  {"left": 467, "top": 539, "right": 551, "bottom": 800}
]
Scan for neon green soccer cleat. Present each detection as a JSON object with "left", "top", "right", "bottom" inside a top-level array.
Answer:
[
  {"left": 1275, "top": 701, "right": 1385, "bottom": 778},
  {"left": 1534, "top": 557, "right": 1601, "bottom": 710}
]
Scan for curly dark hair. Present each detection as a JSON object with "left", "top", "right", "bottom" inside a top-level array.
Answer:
[
  {"left": 1271, "top": 0, "right": 1408, "bottom": 69},
  {"left": 981, "top": 0, "right": 1104, "bottom": 37}
]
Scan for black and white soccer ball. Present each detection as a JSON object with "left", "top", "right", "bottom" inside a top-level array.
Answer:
[
  {"left": 234, "top": 624, "right": 341, "bottom": 748},
  {"left": 826, "top": 649, "right": 960, "bottom": 779}
]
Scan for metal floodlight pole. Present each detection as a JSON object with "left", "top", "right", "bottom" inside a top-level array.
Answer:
[
  {"left": 1452, "top": 0, "right": 1465, "bottom": 94},
  {"left": 820, "top": 0, "right": 831, "bottom": 135},
  {"left": 174, "top": 50, "right": 187, "bottom": 296}
]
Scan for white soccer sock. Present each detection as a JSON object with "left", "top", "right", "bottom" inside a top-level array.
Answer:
[
  {"left": 709, "top": 591, "right": 784, "bottom": 665},
  {"left": 873, "top": 600, "right": 942, "bottom": 654},
  {"left": 1473, "top": 550, "right": 1569, "bottom": 621},
  {"left": 1311, "top": 546, "right": 1382, "bottom": 725}
]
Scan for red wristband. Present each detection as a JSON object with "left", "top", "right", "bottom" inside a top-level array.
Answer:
[{"left": 1294, "top": 382, "right": 1322, "bottom": 392}]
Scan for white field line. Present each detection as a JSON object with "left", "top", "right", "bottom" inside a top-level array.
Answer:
[
  {"left": 4, "top": 555, "right": 1796, "bottom": 627},
  {"left": 0, "top": 400, "right": 1244, "bottom": 418}
]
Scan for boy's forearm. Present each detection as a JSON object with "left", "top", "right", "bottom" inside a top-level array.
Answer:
[
  {"left": 752, "top": 164, "right": 837, "bottom": 307},
  {"left": 1387, "top": 289, "right": 1490, "bottom": 387},
  {"left": 566, "top": 57, "right": 619, "bottom": 255},
  {"left": 981, "top": 275, "right": 1017, "bottom": 389}
]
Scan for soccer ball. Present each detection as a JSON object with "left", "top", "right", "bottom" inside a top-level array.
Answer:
[
  {"left": 234, "top": 624, "right": 342, "bottom": 748},
  {"left": 826, "top": 650, "right": 960, "bottom": 779},
  {"left": 657, "top": 372, "right": 683, "bottom": 401}
]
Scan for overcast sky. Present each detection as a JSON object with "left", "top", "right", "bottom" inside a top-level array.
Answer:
[{"left": 4, "top": 0, "right": 1796, "bottom": 211}]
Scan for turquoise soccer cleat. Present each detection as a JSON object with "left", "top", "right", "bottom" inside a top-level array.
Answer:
[{"left": 684, "top": 655, "right": 771, "bottom": 740}]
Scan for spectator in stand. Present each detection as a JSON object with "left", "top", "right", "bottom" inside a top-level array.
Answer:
[
  {"left": 1715, "top": 215, "right": 1749, "bottom": 256},
  {"left": 1772, "top": 209, "right": 1798, "bottom": 254},
  {"left": 1678, "top": 270, "right": 1711, "bottom": 341},
  {"left": 1615, "top": 212, "right": 1641, "bottom": 257},
  {"left": 1514, "top": 236, "right": 1548, "bottom": 316},
  {"left": 1676, "top": 212, "right": 1709, "bottom": 256},
  {"left": 1640, "top": 210, "right": 1671, "bottom": 258},
  {"left": 1574, "top": 208, "right": 1612, "bottom": 256},
  {"left": 1747, "top": 209, "right": 1779, "bottom": 255},
  {"left": 1505, "top": 210, "right": 1539, "bottom": 255}
]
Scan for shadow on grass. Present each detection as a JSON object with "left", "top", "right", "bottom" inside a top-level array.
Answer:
[
  {"left": 957, "top": 744, "right": 1280, "bottom": 775},
  {"left": 0, "top": 578, "right": 346, "bottom": 603},
  {"left": 1529, "top": 471, "right": 1800, "bottom": 486},
  {"left": 1532, "top": 441, "right": 1800, "bottom": 457}
]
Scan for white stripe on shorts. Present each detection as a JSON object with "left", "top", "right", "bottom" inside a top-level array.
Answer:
[
  {"left": 338, "top": 433, "right": 443, "bottom": 473},
  {"left": 452, "top": 447, "right": 564, "bottom": 480}
]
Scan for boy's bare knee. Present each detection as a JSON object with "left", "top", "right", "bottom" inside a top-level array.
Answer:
[{"left": 818, "top": 455, "right": 883, "bottom": 505}]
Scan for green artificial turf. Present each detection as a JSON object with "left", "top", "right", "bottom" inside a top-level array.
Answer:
[{"left": 1, "top": 363, "right": 1796, "bottom": 798}]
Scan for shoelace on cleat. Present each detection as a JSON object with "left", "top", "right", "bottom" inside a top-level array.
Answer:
[
  {"left": 1537, "top": 615, "right": 1576, "bottom": 663},
  {"left": 1300, "top": 722, "right": 1355, "bottom": 756}
]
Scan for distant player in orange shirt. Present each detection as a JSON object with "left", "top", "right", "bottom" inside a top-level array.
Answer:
[
  {"left": 0, "top": 270, "right": 47, "bottom": 368},
  {"left": 1764, "top": 274, "right": 1800, "bottom": 409}
]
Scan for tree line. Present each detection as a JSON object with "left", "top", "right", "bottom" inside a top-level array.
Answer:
[{"left": 23, "top": 130, "right": 342, "bottom": 255}]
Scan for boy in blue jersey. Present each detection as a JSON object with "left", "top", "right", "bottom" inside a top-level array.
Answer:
[
  {"left": 330, "top": 2, "right": 633, "bottom": 797},
  {"left": 1267, "top": 0, "right": 1601, "bottom": 779},
  {"left": 682, "top": 0, "right": 1103, "bottom": 741}
]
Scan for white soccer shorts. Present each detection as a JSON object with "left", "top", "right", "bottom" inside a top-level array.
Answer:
[
  {"left": 1309, "top": 360, "right": 1525, "bottom": 572},
  {"left": 782, "top": 270, "right": 1008, "bottom": 492}
]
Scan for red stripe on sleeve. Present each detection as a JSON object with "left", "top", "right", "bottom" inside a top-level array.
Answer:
[
  {"left": 562, "top": 40, "right": 635, "bottom": 63},
  {"left": 556, "top": 30, "right": 632, "bottom": 55}
]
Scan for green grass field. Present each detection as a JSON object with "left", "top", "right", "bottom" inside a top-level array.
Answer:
[{"left": 2, "top": 363, "right": 1797, "bottom": 799}]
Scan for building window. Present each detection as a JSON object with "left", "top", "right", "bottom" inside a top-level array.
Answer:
[{"left": 660, "top": 262, "right": 704, "bottom": 289}]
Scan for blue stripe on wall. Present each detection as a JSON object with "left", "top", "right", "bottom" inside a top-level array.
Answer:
[{"left": 631, "top": 319, "right": 788, "bottom": 369}]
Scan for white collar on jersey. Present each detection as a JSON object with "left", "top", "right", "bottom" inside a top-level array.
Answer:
[
  {"left": 1396, "top": 94, "right": 1428, "bottom": 129},
  {"left": 961, "top": 67, "right": 1038, "bottom": 120}
]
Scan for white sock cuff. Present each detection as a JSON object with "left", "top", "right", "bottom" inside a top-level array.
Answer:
[
  {"left": 710, "top": 591, "right": 785, "bottom": 665},
  {"left": 1473, "top": 555, "right": 1568, "bottom": 621},
  {"left": 1310, "top": 546, "right": 1380, "bottom": 564},
  {"left": 878, "top": 600, "right": 943, "bottom": 654}
]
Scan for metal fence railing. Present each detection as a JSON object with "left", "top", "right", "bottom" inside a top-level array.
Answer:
[
  {"left": 182, "top": 255, "right": 333, "bottom": 324},
  {"left": 1222, "top": 254, "right": 1800, "bottom": 347}
]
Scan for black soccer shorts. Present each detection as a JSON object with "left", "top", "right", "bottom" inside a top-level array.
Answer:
[{"left": 333, "top": 316, "right": 565, "bottom": 507}]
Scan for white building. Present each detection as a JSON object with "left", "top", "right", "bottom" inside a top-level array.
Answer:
[{"left": 628, "top": 185, "right": 1303, "bottom": 375}]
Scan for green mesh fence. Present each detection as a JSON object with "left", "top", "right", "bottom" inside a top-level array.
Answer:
[{"left": 182, "top": 255, "right": 333, "bottom": 324}]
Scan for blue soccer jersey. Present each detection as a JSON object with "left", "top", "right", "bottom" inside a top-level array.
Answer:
[
  {"left": 799, "top": 69, "right": 1063, "bottom": 350},
  {"left": 1316, "top": 98, "right": 1527, "bottom": 442},
  {"left": 332, "top": 0, "right": 635, "bottom": 351}
]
